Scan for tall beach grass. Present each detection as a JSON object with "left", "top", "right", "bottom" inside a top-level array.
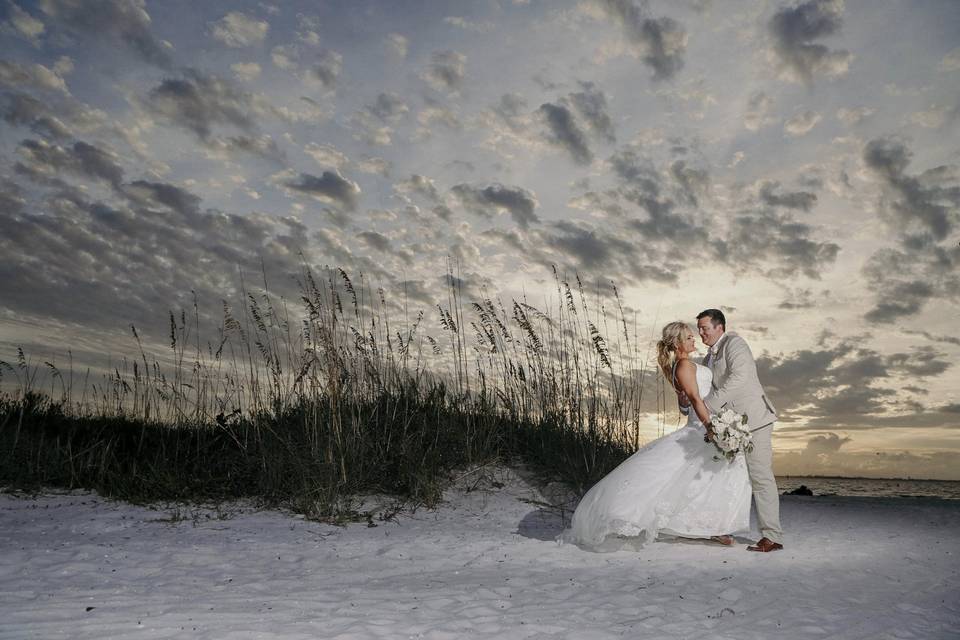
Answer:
[{"left": 0, "top": 264, "right": 671, "bottom": 519}]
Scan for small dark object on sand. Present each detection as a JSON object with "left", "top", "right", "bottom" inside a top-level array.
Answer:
[{"left": 785, "top": 485, "right": 813, "bottom": 496}]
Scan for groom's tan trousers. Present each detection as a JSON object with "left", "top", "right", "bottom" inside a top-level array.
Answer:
[{"left": 746, "top": 424, "right": 783, "bottom": 543}]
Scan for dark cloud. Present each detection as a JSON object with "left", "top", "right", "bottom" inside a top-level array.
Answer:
[
  {"left": 860, "top": 137, "right": 960, "bottom": 322},
  {"left": 39, "top": 0, "right": 173, "bottom": 69},
  {"left": 2, "top": 92, "right": 72, "bottom": 139},
  {"left": 539, "top": 102, "right": 592, "bottom": 165},
  {"left": 148, "top": 70, "right": 256, "bottom": 139},
  {"left": 596, "top": 0, "right": 687, "bottom": 80},
  {"left": 309, "top": 50, "right": 342, "bottom": 89},
  {"left": 569, "top": 81, "right": 615, "bottom": 143},
  {"left": 759, "top": 180, "right": 817, "bottom": 211},
  {"left": 768, "top": 0, "right": 851, "bottom": 84},
  {"left": 863, "top": 137, "right": 959, "bottom": 241},
  {"left": 758, "top": 338, "right": 953, "bottom": 425},
  {"left": 0, "top": 178, "right": 318, "bottom": 338},
  {"left": 16, "top": 138, "right": 123, "bottom": 188},
  {"left": 0, "top": 177, "right": 26, "bottom": 216},
  {"left": 284, "top": 171, "right": 361, "bottom": 211},
  {"left": 451, "top": 183, "right": 540, "bottom": 229},
  {"left": 604, "top": 145, "right": 837, "bottom": 283},
  {"left": 721, "top": 210, "right": 839, "bottom": 279},
  {"left": 534, "top": 220, "right": 679, "bottom": 284},
  {"left": 492, "top": 93, "right": 527, "bottom": 130},
  {"left": 357, "top": 231, "right": 391, "bottom": 253},
  {"left": 422, "top": 50, "right": 466, "bottom": 92},
  {"left": 901, "top": 329, "right": 960, "bottom": 347},
  {"left": 777, "top": 287, "right": 817, "bottom": 309},
  {"left": 122, "top": 180, "right": 202, "bottom": 214},
  {"left": 368, "top": 92, "right": 409, "bottom": 121},
  {"left": 804, "top": 432, "right": 852, "bottom": 454},
  {"left": 669, "top": 160, "right": 709, "bottom": 207}
]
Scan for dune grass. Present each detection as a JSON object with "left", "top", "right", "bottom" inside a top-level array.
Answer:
[{"left": 0, "top": 265, "right": 667, "bottom": 519}]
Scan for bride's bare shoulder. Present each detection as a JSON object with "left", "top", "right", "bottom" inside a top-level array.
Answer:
[{"left": 675, "top": 358, "right": 696, "bottom": 376}]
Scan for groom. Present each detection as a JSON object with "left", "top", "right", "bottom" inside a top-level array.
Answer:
[{"left": 696, "top": 309, "right": 784, "bottom": 552}]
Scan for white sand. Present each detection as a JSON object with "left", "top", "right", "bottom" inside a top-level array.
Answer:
[{"left": 1, "top": 467, "right": 958, "bottom": 639}]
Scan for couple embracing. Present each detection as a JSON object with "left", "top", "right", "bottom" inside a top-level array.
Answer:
[{"left": 565, "top": 309, "right": 783, "bottom": 553}]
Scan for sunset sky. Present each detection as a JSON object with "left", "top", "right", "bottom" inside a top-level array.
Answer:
[{"left": 1, "top": 0, "right": 958, "bottom": 479}]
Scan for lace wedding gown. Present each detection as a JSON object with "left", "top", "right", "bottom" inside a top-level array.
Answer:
[{"left": 563, "top": 362, "right": 751, "bottom": 550}]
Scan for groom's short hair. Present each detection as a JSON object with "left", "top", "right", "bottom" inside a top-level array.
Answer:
[{"left": 697, "top": 308, "right": 726, "bottom": 328}]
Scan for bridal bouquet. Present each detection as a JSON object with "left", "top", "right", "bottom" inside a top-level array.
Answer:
[{"left": 708, "top": 408, "right": 754, "bottom": 462}]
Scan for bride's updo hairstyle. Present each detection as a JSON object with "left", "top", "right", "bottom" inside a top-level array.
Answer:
[{"left": 656, "top": 321, "right": 691, "bottom": 381}]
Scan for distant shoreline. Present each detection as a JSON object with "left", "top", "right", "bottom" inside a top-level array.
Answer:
[{"left": 776, "top": 474, "right": 959, "bottom": 483}]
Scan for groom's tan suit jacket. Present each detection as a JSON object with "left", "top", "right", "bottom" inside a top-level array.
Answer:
[{"left": 703, "top": 332, "right": 777, "bottom": 430}]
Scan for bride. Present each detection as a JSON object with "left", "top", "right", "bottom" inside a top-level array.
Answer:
[{"left": 562, "top": 321, "right": 751, "bottom": 550}]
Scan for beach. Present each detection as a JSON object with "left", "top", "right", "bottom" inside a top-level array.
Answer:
[{"left": 2, "top": 467, "right": 958, "bottom": 639}]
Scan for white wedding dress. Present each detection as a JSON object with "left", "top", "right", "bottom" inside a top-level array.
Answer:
[{"left": 562, "top": 362, "right": 751, "bottom": 550}]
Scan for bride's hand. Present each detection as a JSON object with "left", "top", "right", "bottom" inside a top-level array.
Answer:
[{"left": 703, "top": 424, "right": 716, "bottom": 443}]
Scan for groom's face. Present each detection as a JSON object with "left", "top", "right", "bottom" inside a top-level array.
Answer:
[{"left": 697, "top": 317, "right": 724, "bottom": 347}]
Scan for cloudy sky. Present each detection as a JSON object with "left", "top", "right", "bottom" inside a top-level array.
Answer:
[{"left": 1, "top": 0, "right": 959, "bottom": 479}]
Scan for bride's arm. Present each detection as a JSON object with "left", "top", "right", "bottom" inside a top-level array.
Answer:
[{"left": 674, "top": 360, "right": 712, "bottom": 429}]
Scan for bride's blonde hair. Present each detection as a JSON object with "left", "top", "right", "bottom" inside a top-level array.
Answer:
[{"left": 656, "top": 321, "right": 692, "bottom": 382}]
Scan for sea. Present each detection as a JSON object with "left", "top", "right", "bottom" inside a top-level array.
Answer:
[{"left": 776, "top": 476, "right": 960, "bottom": 500}]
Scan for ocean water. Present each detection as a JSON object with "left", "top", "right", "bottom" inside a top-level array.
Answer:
[{"left": 776, "top": 476, "right": 960, "bottom": 500}]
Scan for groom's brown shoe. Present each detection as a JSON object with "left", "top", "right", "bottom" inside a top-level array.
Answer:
[{"left": 747, "top": 537, "right": 783, "bottom": 552}]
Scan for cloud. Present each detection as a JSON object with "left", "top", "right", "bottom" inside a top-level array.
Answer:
[
  {"left": 308, "top": 50, "right": 342, "bottom": 89},
  {"left": 784, "top": 110, "right": 822, "bottom": 136},
  {"left": 422, "top": 50, "right": 466, "bottom": 92},
  {"left": 594, "top": 0, "right": 687, "bottom": 81},
  {"left": 39, "top": 0, "right": 173, "bottom": 69},
  {"left": 2, "top": 92, "right": 71, "bottom": 139},
  {"left": 356, "top": 230, "right": 391, "bottom": 252},
  {"left": 0, "top": 60, "right": 69, "bottom": 93},
  {"left": 568, "top": 81, "right": 615, "bottom": 143},
  {"left": 303, "top": 143, "right": 349, "bottom": 170},
  {"left": 777, "top": 287, "right": 817, "bottom": 309},
  {"left": 386, "top": 33, "right": 408, "bottom": 59},
  {"left": 5, "top": 2, "right": 45, "bottom": 44},
  {"left": 451, "top": 183, "right": 540, "bottom": 229},
  {"left": 16, "top": 138, "right": 124, "bottom": 188},
  {"left": 230, "top": 62, "right": 262, "bottom": 82},
  {"left": 759, "top": 181, "right": 818, "bottom": 211},
  {"left": 443, "top": 16, "right": 494, "bottom": 33},
  {"left": 721, "top": 210, "right": 839, "bottom": 279},
  {"left": 0, "top": 177, "right": 322, "bottom": 337},
  {"left": 804, "top": 432, "right": 852, "bottom": 454},
  {"left": 367, "top": 92, "right": 409, "bottom": 121},
  {"left": 349, "top": 92, "right": 409, "bottom": 146},
  {"left": 909, "top": 103, "right": 954, "bottom": 130},
  {"left": 768, "top": 0, "right": 851, "bottom": 84},
  {"left": 144, "top": 69, "right": 283, "bottom": 159},
  {"left": 940, "top": 47, "right": 960, "bottom": 72},
  {"left": 744, "top": 91, "right": 774, "bottom": 131},
  {"left": 901, "top": 329, "right": 960, "bottom": 348},
  {"left": 282, "top": 170, "right": 361, "bottom": 211},
  {"left": 836, "top": 106, "right": 874, "bottom": 126},
  {"left": 396, "top": 174, "right": 440, "bottom": 203},
  {"left": 538, "top": 102, "right": 592, "bottom": 165},
  {"left": 210, "top": 11, "right": 269, "bottom": 48},
  {"left": 862, "top": 137, "right": 960, "bottom": 254},
  {"left": 758, "top": 338, "right": 953, "bottom": 424}
]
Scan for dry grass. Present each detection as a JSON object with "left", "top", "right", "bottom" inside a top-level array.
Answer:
[{"left": 0, "top": 264, "right": 669, "bottom": 518}]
